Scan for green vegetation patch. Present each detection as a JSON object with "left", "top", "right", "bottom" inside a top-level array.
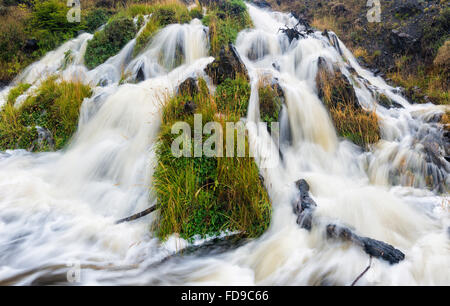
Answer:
[
  {"left": 84, "top": 17, "right": 137, "bottom": 69},
  {"left": 153, "top": 77, "right": 271, "bottom": 241},
  {"left": 202, "top": 0, "right": 252, "bottom": 56},
  {"left": 0, "top": 77, "right": 92, "bottom": 151},
  {"left": 214, "top": 76, "right": 251, "bottom": 118}
]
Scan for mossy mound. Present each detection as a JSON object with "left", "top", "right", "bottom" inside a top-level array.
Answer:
[
  {"left": 84, "top": 17, "right": 137, "bottom": 69},
  {"left": 0, "top": 77, "right": 92, "bottom": 151},
  {"left": 153, "top": 78, "right": 271, "bottom": 241}
]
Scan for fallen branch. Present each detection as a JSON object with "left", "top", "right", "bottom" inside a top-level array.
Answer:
[
  {"left": 294, "top": 179, "right": 405, "bottom": 265},
  {"left": 115, "top": 205, "right": 159, "bottom": 224}
]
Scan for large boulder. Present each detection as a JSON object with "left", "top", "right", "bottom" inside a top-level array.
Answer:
[{"left": 205, "top": 43, "right": 249, "bottom": 85}]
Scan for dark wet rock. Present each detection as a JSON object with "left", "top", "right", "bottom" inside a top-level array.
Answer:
[
  {"left": 23, "top": 39, "right": 38, "bottom": 53},
  {"left": 136, "top": 66, "right": 145, "bottom": 83},
  {"left": 183, "top": 100, "right": 197, "bottom": 114},
  {"left": 293, "top": 179, "right": 317, "bottom": 230},
  {"left": 31, "top": 126, "right": 54, "bottom": 151},
  {"left": 205, "top": 43, "right": 249, "bottom": 85},
  {"left": 177, "top": 77, "right": 198, "bottom": 97},
  {"left": 272, "top": 62, "right": 280, "bottom": 71}
]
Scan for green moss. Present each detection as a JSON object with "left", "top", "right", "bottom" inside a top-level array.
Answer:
[
  {"left": 84, "top": 17, "right": 137, "bottom": 69},
  {"left": 0, "top": 77, "right": 92, "bottom": 151},
  {"left": 7, "top": 83, "right": 31, "bottom": 105},
  {"left": 154, "top": 77, "right": 271, "bottom": 241},
  {"left": 215, "top": 76, "right": 251, "bottom": 118}
]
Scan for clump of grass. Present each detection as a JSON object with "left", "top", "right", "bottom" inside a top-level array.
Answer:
[
  {"left": 153, "top": 76, "right": 271, "bottom": 241},
  {"left": 316, "top": 66, "right": 380, "bottom": 148},
  {"left": 84, "top": 17, "right": 137, "bottom": 69},
  {"left": 202, "top": 0, "right": 252, "bottom": 56},
  {"left": 0, "top": 77, "right": 92, "bottom": 151},
  {"left": 214, "top": 75, "right": 250, "bottom": 118},
  {"left": 133, "top": 1, "right": 192, "bottom": 56},
  {"left": 7, "top": 83, "right": 31, "bottom": 105}
]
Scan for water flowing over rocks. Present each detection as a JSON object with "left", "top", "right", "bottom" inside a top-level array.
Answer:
[{"left": 0, "top": 2, "right": 448, "bottom": 286}]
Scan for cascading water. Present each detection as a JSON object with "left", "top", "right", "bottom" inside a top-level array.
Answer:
[{"left": 0, "top": 4, "right": 448, "bottom": 285}]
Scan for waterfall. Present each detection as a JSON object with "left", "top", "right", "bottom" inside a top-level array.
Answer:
[{"left": 0, "top": 4, "right": 448, "bottom": 285}]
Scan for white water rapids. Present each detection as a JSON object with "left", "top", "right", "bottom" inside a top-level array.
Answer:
[{"left": 0, "top": 4, "right": 448, "bottom": 285}]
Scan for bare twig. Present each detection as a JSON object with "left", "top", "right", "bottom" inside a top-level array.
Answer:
[
  {"left": 115, "top": 205, "right": 158, "bottom": 224},
  {"left": 351, "top": 256, "right": 372, "bottom": 286}
]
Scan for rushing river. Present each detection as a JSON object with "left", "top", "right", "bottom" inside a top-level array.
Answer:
[{"left": 0, "top": 4, "right": 448, "bottom": 285}]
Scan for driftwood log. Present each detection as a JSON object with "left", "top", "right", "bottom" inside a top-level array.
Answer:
[
  {"left": 115, "top": 204, "right": 159, "bottom": 224},
  {"left": 294, "top": 179, "right": 405, "bottom": 265}
]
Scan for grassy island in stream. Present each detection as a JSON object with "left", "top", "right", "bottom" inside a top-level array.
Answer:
[{"left": 153, "top": 77, "right": 271, "bottom": 241}]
